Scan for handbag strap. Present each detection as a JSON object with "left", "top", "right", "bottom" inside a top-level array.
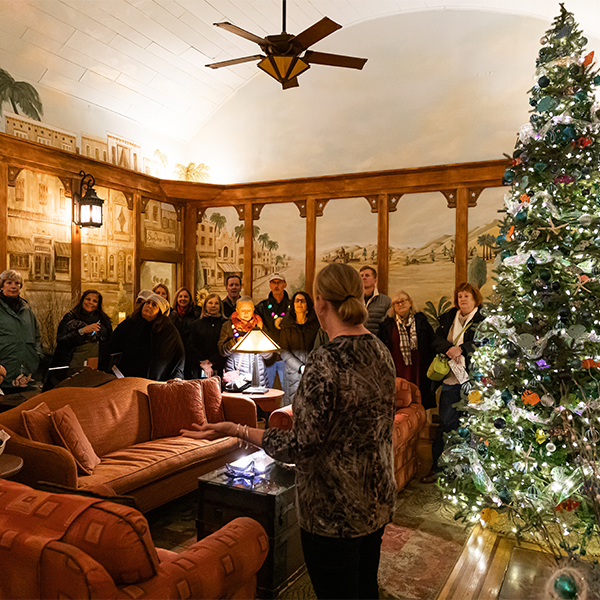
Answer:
[{"left": 452, "top": 321, "right": 472, "bottom": 346}]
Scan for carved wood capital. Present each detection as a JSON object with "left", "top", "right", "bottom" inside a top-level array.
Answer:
[
  {"left": 468, "top": 187, "right": 483, "bottom": 207},
  {"left": 294, "top": 200, "right": 307, "bottom": 218},
  {"left": 388, "top": 194, "right": 403, "bottom": 212},
  {"left": 315, "top": 199, "right": 329, "bottom": 217},
  {"left": 58, "top": 177, "right": 72, "bottom": 198},
  {"left": 196, "top": 208, "right": 207, "bottom": 223},
  {"left": 141, "top": 196, "right": 152, "bottom": 213},
  {"left": 252, "top": 203, "right": 264, "bottom": 221},
  {"left": 234, "top": 205, "right": 245, "bottom": 220},
  {"left": 365, "top": 195, "right": 379, "bottom": 213},
  {"left": 174, "top": 205, "right": 182, "bottom": 221},
  {"left": 124, "top": 192, "right": 133, "bottom": 210},
  {"left": 7, "top": 167, "right": 22, "bottom": 187},
  {"left": 441, "top": 189, "right": 458, "bottom": 208}
]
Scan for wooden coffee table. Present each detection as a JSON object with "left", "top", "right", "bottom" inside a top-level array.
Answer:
[
  {"left": 0, "top": 454, "right": 23, "bottom": 478},
  {"left": 196, "top": 450, "right": 305, "bottom": 599},
  {"left": 221, "top": 388, "right": 285, "bottom": 413}
]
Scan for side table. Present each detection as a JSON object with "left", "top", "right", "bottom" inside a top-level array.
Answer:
[
  {"left": 0, "top": 454, "right": 23, "bottom": 478},
  {"left": 222, "top": 388, "right": 285, "bottom": 413},
  {"left": 197, "top": 450, "right": 305, "bottom": 599}
]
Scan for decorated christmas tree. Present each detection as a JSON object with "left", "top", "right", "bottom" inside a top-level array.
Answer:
[{"left": 439, "top": 3, "right": 600, "bottom": 565}]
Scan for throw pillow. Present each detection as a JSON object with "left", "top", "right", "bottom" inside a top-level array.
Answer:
[
  {"left": 147, "top": 379, "right": 207, "bottom": 439},
  {"left": 201, "top": 376, "right": 225, "bottom": 423},
  {"left": 21, "top": 402, "right": 54, "bottom": 444},
  {"left": 50, "top": 405, "right": 101, "bottom": 475}
]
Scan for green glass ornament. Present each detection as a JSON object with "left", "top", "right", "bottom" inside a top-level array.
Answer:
[
  {"left": 594, "top": 75, "right": 600, "bottom": 85},
  {"left": 540, "top": 269, "right": 552, "bottom": 282},
  {"left": 574, "top": 90, "right": 587, "bottom": 102},
  {"left": 553, "top": 573, "right": 578, "bottom": 600},
  {"left": 534, "top": 161, "right": 547, "bottom": 172},
  {"left": 537, "top": 96, "right": 558, "bottom": 111},
  {"left": 513, "top": 307, "right": 527, "bottom": 323}
]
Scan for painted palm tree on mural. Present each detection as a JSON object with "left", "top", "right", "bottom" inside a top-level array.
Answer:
[
  {"left": 233, "top": 224, "right": 260, "bottom": 242},
  {"left": 173, "top": 162, "right": 211, "bottom": 182},
  {"left": 258, "top": 232, "right": 270, "bottom": 249},
  {"left": 0, "top": 68, "right": 43, "bottom": 120},
  {"left": 210, "top": 212, "right": 227, "bottom": 234}
]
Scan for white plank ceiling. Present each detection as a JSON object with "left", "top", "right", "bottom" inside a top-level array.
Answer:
[{"left": 1, "top": 0, "right": 599, "bottom": 142}]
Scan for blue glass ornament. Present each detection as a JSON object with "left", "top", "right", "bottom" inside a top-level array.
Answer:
[
  {"left": 534, "top": 161, "right": 547, "bottom": 172},
  {"left": 503, "top": 169, "right": 515, "bottom": 184},
  {"left": 515, "top": 211, "right": 527, "bottom": 223},
  {"left": 574, "top": 90, "right": 587, "bottom": 102},
  {"left": 458, "top": 426, "right": 470, "bottom": 439},
  {"left": 499, "top": 488, "right": 512, "bottom": 504},
  {"left": 526, "top": 255, "right": 537, "bottom": 271},
  {"left": 554, "top": 574, "right": 578, "bottom": 600},
  {"left": 594, "top": 75, "right": 600, "bottom": 85},
  {"left": 561, "top": 126, "right": 576, "bottom": 141},
  {"left": 501, "top": 250, "right": 511, "bottom": 260},
  {"left": 497, "top": 234, "right": 506, "bottom": 245}
]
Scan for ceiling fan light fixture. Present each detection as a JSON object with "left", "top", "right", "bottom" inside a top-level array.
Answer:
[{"left": 258, "top": 55, "right": 309, "bottom": 87}]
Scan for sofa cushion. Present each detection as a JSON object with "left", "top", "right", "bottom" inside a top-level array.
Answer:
[
  {"left": 395, "top": 378, "right": 415, "bottom": 408},
  {"left": 51, "top": 405, "right": 101, "bottom": 475},
  {"left": 148, "top": 380, "right": 207, "bottom": 439},
  {"left": 202, "top": 376, "right": 225, "bottom": 423},
  {"left": 61, "top": 500, "right": 160, "bottom": 585},
  {"left": 21, "top": 402, "right": 54, "bottom": 444}
]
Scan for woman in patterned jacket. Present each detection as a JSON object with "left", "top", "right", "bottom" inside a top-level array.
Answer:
[{"left": 183, "top": 263, "right": 397, "bottom": 599}]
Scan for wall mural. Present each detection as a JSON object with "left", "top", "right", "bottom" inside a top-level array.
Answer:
[
  {"left": 251, "top": 203, "right": 305, "bottom": 301},
  {"left": 316, "top": 196, "right": 377, "bottom": 283},
  {"left": 142, "top": 199, "right": 181, "bottom": 252},
  {"left": 140, "top": 261, "right": 177, "bottom": 300},
  {"left": 467, "top": 187, "right": 505, "bottom": 300},
  {"left": 196, "top": 207, "right": 241, "bottom": 300},
  {"left": 7, "top": 169, "right": 71, "bottom": 352},
  {"left": 81, "top": 186, "right": 135, "bottom": 323},
  {"left": 0, "top": 68, "right": 42, "bottom": 121},
  {"left": 389, "top": 193, "right": 455, "bottom": 315}
]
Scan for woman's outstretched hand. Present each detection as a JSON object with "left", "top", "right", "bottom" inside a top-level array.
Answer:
[{"left": 180, "top": 421, "right": 236, "bottom": 441}]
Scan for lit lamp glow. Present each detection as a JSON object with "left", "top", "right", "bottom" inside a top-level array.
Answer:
[
  {"left": 231, "top": 327, "right": 280, "bottom": 394},
  {"left": 73, "top": 170, "right": 104, "bottom": 228}
]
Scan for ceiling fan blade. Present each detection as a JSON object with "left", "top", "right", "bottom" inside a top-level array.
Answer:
[
  {"left": 206, "top": 55, "right": 264, "bottom": 69},
  {"left": 293, "top": 17, "right": 342, "bottom": 51},
  {"left": 304, "top": 51, "right": 367, "bottom": 70},
  {"left": 282, "top": 77, "right": 299, "bottom": 89},
  {"left": 214, "top": 22, "right": 266, "bottom": 46}
]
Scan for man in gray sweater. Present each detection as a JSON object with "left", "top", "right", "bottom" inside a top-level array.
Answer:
[{"left": 360, "top": 266, "right": 391, "bottom": 335}]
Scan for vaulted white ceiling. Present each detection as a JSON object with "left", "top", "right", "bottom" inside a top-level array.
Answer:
[{"left": 1, "top": 0, "right": 599, "bottom": 146}]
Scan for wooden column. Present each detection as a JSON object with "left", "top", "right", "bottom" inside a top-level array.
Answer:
[
  {"left": 305, "top": 198, "right": 317, "bottom": 297},
  {"left": 70, "top": 176, "right": 82, "bottom": 303},
  {"left": 183, "top": 205, "right": 197, "bottom": 294},
  {"left": 455, "top": 186, "right": 469, "bottom": 285},
  {"left": 133, "top": 192, "right": 142, "bottom": 299},
  {"left": 0, "top": 162, "right": 7, "bottom": 273},
  {"left": 377, "top": 193, "right": 389, "bottom": 295},
  {"left": 243, "top": 201, "right": 253, "bottom": 295}
]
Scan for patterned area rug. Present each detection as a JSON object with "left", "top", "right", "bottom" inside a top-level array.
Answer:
[{"left": 146, "top": 479, "right": 471, "bottom": 600}]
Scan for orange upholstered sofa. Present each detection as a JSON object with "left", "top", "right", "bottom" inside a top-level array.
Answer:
[
  {"left": 268, "top": 377, "right": 426, "bottom": 491},
  {"left": 0, "top": 479, "right": 268, "bottom": 600},
  {"left": 0, "top": 377, "right": 257, "bottom": 512}
]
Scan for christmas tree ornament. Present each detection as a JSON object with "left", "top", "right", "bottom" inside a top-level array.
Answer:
[
  {"left": 584, "top": 428, "right": 600, "bottom": 444},
  {"left": 536, "top": 429, "right": 548, "bottom": 444},
  {"left": 541, "top": 393, "right": 555, "bottom": 407},
  {"left": 540, "top": 268, "right": 552, "bottom": 281},
  {"left": 522, "top": 391, "right": 541, "bottom": 406},
  {"left": 494, "top": 418, "right": 507, "bottom": 429},
  {"left": 538, "top": 75, "right": 551, "bottom": 87},
  {"left": 546, "top": 442, "right": 557, "bottom": 453},
  {"left": 477, "top": 443, "right": 488, "bottom": 458},
  {"left": 458, "top": 426, "right": 470, "bottom": 438},
  {"left": 554, "top": 573, "right": 579, "bottom": 599},
  {"left": 501, "top": 389, "right": 512, "bottom": 405},
  {"left": 468, "top": 390, "right": 483, "bottom": 405}
]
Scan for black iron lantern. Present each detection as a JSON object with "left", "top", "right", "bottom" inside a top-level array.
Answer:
[{"left": 73, "top": 170, "right": 104, "bottom": 228}]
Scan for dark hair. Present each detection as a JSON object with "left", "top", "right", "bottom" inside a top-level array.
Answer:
[
  {"left": 173, "top": 286, "right": 194, "bottom": 310},
  {"left": 453, "top": 282, "right": 483, "bottom": 308},
  {"left": 315, "top": 264, "right": 367, "bottom": 326},
  {"left": 73, "top": 289, "right": 105, "bottom": 317},
  {"left": 359, "top": 265, "right": 377, "bottom": 279},
  {"left": 201, "top": 293, "right": 223, "bottom": 318},
  {"left": 290, "top": 291, "right": 314, "bottom": 323},
  {"left": 226, "top": 274, "right": 242, "bottom": 287},
  {"left": 152, "top": 283, "right": 170, "bottom": 302},
  {"left": 131, "top": 300, "right": 170, "bottom": 332}
]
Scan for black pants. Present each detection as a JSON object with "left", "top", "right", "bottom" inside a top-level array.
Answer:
[
  {"left": 432, "top": 383, "right": 462, "bottom": 469},
  {"left": 300, "top": 526, "right": 385, "bottom": 599}
]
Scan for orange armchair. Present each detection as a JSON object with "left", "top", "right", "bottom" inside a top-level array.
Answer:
[
  {"left": 267, "top": 377, "right": 426, "bottom": 491},
  {"left": 0, "top": 479, "right": 269, "bottom": 600}
]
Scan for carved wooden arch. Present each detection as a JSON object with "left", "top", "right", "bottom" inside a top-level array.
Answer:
[
  {"left": 365, "top": 193, "right": 404, "bottom": 213},
  {"left": 7, "top": 166, "right": 23, "bottom": 187},
  {"left": 252, "top": 203, "right": 265, "bottom": 220}
]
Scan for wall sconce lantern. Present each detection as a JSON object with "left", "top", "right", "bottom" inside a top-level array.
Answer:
[{"left": 73, "top": 170, "right": 104, "bottom": 228}]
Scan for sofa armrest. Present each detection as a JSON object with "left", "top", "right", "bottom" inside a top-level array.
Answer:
[
  {"left": 222, "top": 395, "right": 258, "bottom": 428},
  {"left": 122, "top": 517, "right": 268, "bottom": 600},
  {"left": 5, "top": 428, "right": 79, "bottom": 488},
  {"left": 395, "top": 378, "right": 423, "bottom": 409},
  {"left": 268, "top": 405, "right": 293, "bottom": 430}
]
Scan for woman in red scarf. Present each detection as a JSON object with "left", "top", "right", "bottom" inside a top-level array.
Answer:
[
  {"left": 218, "top": 296, "right": 270, "bottom": 388},
  {"left": 169, "top": 287, "right": 201, "bottom": 378}
]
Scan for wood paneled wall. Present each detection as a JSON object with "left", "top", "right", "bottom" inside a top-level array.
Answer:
[{"left": 0, "top": 133, "right": 508, "bottom": 298}]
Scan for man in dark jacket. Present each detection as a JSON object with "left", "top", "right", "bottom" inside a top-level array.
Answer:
[
  {"left": 255, "top": 273, "right": 291, "bottom": 390},
  {"left": 222, "top": 274, "right": 242, "bottom": 318},
  {"left": 360, "top": 266, "right": 391, "bottom": 335}
]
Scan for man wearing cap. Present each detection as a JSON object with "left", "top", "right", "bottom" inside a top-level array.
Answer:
[
  {"left": 222, "top": 274, "right": 242, "bottom": 319},
  {"left": 255, "top": 273, "right": 292, "bottom": 390}
]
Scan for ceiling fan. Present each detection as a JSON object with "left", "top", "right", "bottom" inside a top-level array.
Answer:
[{"left": 205, "top": 0, "right": 368, "bottom": 89}]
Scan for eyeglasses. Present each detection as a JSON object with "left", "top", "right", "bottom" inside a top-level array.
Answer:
[{"left": 394, "top": 299, "right": 409, "bottom": 306}]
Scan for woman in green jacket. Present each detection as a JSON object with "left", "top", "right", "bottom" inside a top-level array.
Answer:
[{"left": 0, "top": 270, "right": 42, "bottom": 393}]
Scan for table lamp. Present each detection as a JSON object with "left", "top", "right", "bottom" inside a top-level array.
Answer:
[{"left": 231, "top": 327, "right": 280, "bottom": 394}]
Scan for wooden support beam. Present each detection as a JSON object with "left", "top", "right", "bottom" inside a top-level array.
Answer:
[
  {"left": 0, "top": 162, "right": 7, "bottom": 273},
  {"left": 305, "top": 198, "right": 317, "bottom": 297},
  {"left": 243, "top": 202, "right": 253, "bottom": 296},
  {"left": 183, "top": 204, "right": 197, "bottom": 294},
  {"left": 133, "top": 191, "right": 142, "bottom": 300},
  {"left": 70, "top": 177, "right": 81, "bottom": 304},
  {"left": 455, "top": 186, "right": 469, "bottom": 285},
  {"left": 377, "top": 193, "right": 389, "bottom": 295}
]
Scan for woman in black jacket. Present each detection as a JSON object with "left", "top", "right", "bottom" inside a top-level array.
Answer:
[
  {"left": 421, "top": 282, "right": 485, "bottom": 483},
  {"left": 279, "top": 291, "right": 320, "bottom": 404},
  {"left": 377, "top": 290, "right": 435, "bottom": 409},
  {"left": 169, "top": 287, "right": 201, "bottom": 378},
  {"left": 108, "top": 293, "right": 184, "bottom": 381},
  {"left": 52, "top": 289, "right": 112, "bottom": 371},
  {"left": 187, "top": 293, "right": 226, "bottom": 380}
]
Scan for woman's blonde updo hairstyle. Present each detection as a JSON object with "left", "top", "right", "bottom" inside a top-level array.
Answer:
[{"left": 314, "top": 263, "right": 367, "bottom": 326}]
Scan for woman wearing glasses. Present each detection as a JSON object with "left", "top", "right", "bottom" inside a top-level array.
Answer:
[{"left": 377, "top": 290, "right": 435, "bottom": 409}]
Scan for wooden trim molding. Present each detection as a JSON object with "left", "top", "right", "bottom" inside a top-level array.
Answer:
[
  {"left": 7, "top": 166, "right": 22, "bottom": 187},
  {"left": 0, "top": 163, "right": 7, "bottom": 272}
]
